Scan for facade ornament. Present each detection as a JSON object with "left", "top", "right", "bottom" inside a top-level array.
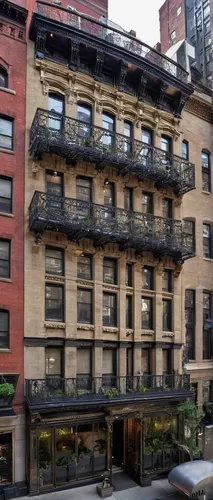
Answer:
[
  {"left": 138, "top": 70, "right": 148, "bottom": 101},
  {"left": 69, "top": 40, "right": 80, "bottom": 71},
  {"left": 156, "top": 265, "right": 163, "bottom": 276},
  {"left": 94, "top": 50, "right": 104, "bottom": 78},
  {"left": 41, "top": 78, "right": 49, "bottom": 96},
  {"left": 117, "top": 61, "right": 128, "bottom": 92},
  {"left": 77, "top": 324, "right": 95, "bottom": 330},
  {"left": 102, "top": 327, "right": 118, "bottom": 334},
  {"left": 32, "top": 161, "right": 40, "bottom": 177},
  {"left": 45, "top": 275, "right": 65, "bottom": 284},
  {"left": 32, "top": 233, "right": 43, "bottom": 252},
  {"left": 141, "top": 330, "right": 154, "bottom": 336},
  {"left": 44, "top": 322, "right": 66, "bottom": 329},
  {"left": 174, "top": 264, "right": 182, "bottom": 277},
  {"left": 162, "top": 332, "right": 175, "bottom": 338}
]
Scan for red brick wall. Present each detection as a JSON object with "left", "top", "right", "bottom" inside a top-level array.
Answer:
[
  {"left": 159, "top": 0, "right": 186, "bottom": 54},
  {"left": 0, "top": 10, "right": 26, "bottom": 415},
  {"left": 26, "top": 0, "right": 108, "bottom": 21}
]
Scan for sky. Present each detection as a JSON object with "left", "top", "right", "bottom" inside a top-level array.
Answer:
[{"left": 108, "top": 0, "right": 165, "bottom": 48}]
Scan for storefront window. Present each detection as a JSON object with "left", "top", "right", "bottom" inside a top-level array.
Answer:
[
  {"left": 143, "top": 415, "right": 178, "bottom": 475},
  {"left": 0, "top": 433, "right": 12, "bottom": 484},
  {"left": 38, "top": 430, "right": 52, "bottom": 488}
]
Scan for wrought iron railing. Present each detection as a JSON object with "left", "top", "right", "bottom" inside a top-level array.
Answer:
[
  {"left": 35, "top": 1, "right": 188, "bottom": 83},
  {"left": 25, "top": 374, "right": 190, "bottom": 404},
  {"left": 29, "top": 192, "right": 194, "bottom": 261},
  {"left": 30, "top": 109, "right": 195, "bottom": 195}
]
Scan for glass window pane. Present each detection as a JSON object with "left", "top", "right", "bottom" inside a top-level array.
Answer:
[
  {"left": 142, "top": 267, "right": 153, "bottom": 290},
  {"left": 0, "top": 70, "right": 7, "bottom": 88},
  {"left": 162, "top": 270, "right": 172, "bottom": 292},
  {"left": 161, "top": 136, "right": 171, "bottom": 152},
  {"left": 124, "top": 122, "right": 131, "bottom": 138},
  {"left": 163, "top": 299, "right": 172, "bottom": 331},
  {"left": 142, "top": 193, "right": 153, "bottom": 213},
  {"left": 0, "top": 178, "right": 11, "bottom": 199},
  {"left": 103, "top": 293, "right": 116, "bottom": 326},
  {"left": 0, "top": 310, "right": 9, "bottom": 347},
  {"left": 46, "top": 248, "right": 64, "bottom": 276},
  {"left": 103, "top": 259, "right": 116, "bottom": 284},
  {"left": 45, "top": 285, "right": 64, "bottom": 321},
  {"left": 202, "top": 152, "right": 210, "bottom": 169},
  {"left": 126, "top": 264, "right": 132, "bottom": 287},
  {"left": 142, "top": 128, "right": 152, "bottom": 145},
  {"left": 104, "top": 183, "right": 114, "bottom": 207},
  {"left": 162, "top": 198, "right": 172, "bottom": 218},
  {"left": 55, "top": 427, "right": 76, "bottom": 484},
  {"left": 0, "top": 241, "right": 10, "bottom": 278},
  {"left": 102, "top": 113, "right": 114, "bottom": 131},
  {"left": 38, "top": 430, "right": 52, "bottom": 486},
  {"left": 0, "top": 119, "right": 12, "bottom": 137},
  {"left": 141, "top": 349, "right": 150, "bottom": 374},
  {"left": 77, "top": 104, "right": 91, "bottom": 124},
  {"left": 46, "top": 172, "right": 63, "bottom": 197},
  {"left": 141, "top": 297, "right": 152, "bottom": 329},
  {"left": 76, "top": 177, "right": 92, "bottom": 203},
  {"left": 202, "top": 172, "right": 210, "bottom": 191},
  {"left": 126, "top": 295, "right": 132, "bottom": 328},
  {"left": 77, "top": 349, "right": 91, "bottom": 375},
  {"left": 103, "top": 349, "right": 113, "bottom": 373},
  {"left": 77, "top": 256, "right": 92, "bottom": 280},
  {"left": 48, "top": 95, "right": 64, "bottom": 114},
  {"left": 45, "top": 347, "right": 61, "bottom": 376},
  {"left": 77, "top": 289, "right": 92, "bottom": 324},
  {"left": 124, "top": 187, "right": 132, "bottom": 211},
  {"left": 0, "top": 135, "right": 12, "bottom": 150}
]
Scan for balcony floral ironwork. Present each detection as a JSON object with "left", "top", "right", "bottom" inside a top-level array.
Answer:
[
  {"left": 29, "top": 192, "right": 195, "bottom": 262},
  {"left": 25, "top": 374, "right": 190, "bottom": 406},
  {"left": 30, "top": 109, "right": 195, "bottom": 195},
  {"left": 35, "top": 1, "right": 188, "bottom": 83}
]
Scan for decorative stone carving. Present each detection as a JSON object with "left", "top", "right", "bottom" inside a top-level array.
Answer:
[
  {"left": 77, "top": 324, "right": 95, "bottom": 330},
  {"left": 174, "top": 264, "right": 182, "bottom": 278},
  {"left": 94, "top": 50, "right": 104, "bottom": 78},
  {"left": 162, "top": 332, "right": 174, "bottom": 338},
  {"left": 156, "top": 265, "right": 163, "bottom": 276},
  {"left": 141, "top": 330, "right": 154, "bottom": 336},
  {"left": 126, "top": 329, "right": 133, "bottom": 337},
  {"left": 32, "top": 161, "right": 40, "bottom": 177},
  {"left": 76, "top": 279, "right": 94, "bottom": 287},
  {"left": 45, "top": 275, "right": 65, "bottom": 283},
  {"left": 45, "top": 322, "right": 66, "bottom": 329},
  {"left": 102, "top": 327, "right": 118, "bottom": 334}
]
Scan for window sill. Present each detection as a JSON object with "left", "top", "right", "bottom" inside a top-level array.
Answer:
[
  {"left": 0, "top": 212, "right": 14, "bottom": 218},
  {"left": 0, "top": 149, "right": 14, "bottom": 155},
  {"left": 203, "top": 257, "right": 213, "bottom": 262},
  {"left": 45, "top": 274, "right": 65, "bottom": 283},
  {"left": 202, "top": 190, "right": 211, "bottom": 195},
  {"left": 141, "top": 330, "right": 154, "bottom": 336},
  {"left": 162, "top": 331, "right": 174, "bottom": 338},
  {"left": 0, "top": 87, "right": 16, "bottom": 95},
  {"left": 77, "top": 323, "right": 94, "bottom": 330},
  {"left": 44, "top": 321, "right": 65, "bottom": 329},
  {"left": 0, "top": 349, "right": 11, "bottom": 353},
  {"left": 0, "top": 278, "right": 12, "bottom": 283}
]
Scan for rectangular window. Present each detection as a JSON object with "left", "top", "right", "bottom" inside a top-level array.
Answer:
[
  {"left": 46, "top": 171, "right": 63, "bottom": 202},
  {"left": 0, "top": 310, "right": 9, "bottom": 348},
  {"left": 124, "top": 187, "right": 133, "bottom": 211},
  {"left": 0, "top": 240, "right": 10, "bottom": 278},
  {"left": 103, "top": 258, "right": 117, "bottom": 284},
  {"left": 163, "top": 299, "right": 172, "bottom": 331},
  {"left": 77, "top": 104, "right": 92, "bottom": 138},
  {"left": 176, "top": 5, "right": 182, "bottom": 16},
  {"left": 76, "top": 176, "right": 92, "bottom": 203},
  {"left": 202, "top": 152, "right": 211, "bottom": 192},
  {"left": 142, "top": 266, "right": 154, "bottom": 290},
  {"left": 77, "top": 255, "right": 92, "bottom": 280},
  {"left": 183, "top": 220, "right": 195, "bottom": 255},
  {"left": 142, "top": 192, "right": 153, "bottom": 214},
  {"left": 45, "top": 285, "right": 64, "bottom": 322},
  {"left": 162, "top": 198, "right": 173, "bottom": 219},
  {"left": 185, "top": 290, "right": 195, "bottom": 360},
  {"left": 45, "top": 347, "right": 62, "bottom": 377},
  {"left": 123, "top": 121, "right": 132, "bottom": 153},
  {"left": 0, "top": 177, "right": 12, "bottom": 214},
  {"left": 103, "top": 293, "right": 117, "bottom": 326},
  {"left": 77, "top": 288, "right": 92, "bottom": 324},
  {"left": 0, "top": 118, "right": 13, "bottom": 150},
  {"left": 104, "top": 182, "right": 114, "bottom": 207},
  {"left": 203, "top": 292, "right": 211, "bottom": 359},
  {"left": 77, "top": 348, "right": 92, "bottom": 390},
  {"left": 203, "top": 223, "right": 211, "bottom": 258},
  {"left": 48, "top": 93, "right": 64, "bottom": 130},
  {"left": 102, "top": 348, "right": 116, "bottom": 387},
  {"left": 102, "top": 112, "right": 115, "bottom": 149},
  {"left": 161, "top": 135, "right": 171, "bottom": 153},
  {"left": 142, "top": 128, "right": 152, "bottom": 145},
  {"left": 202, "top": 380, "right": 210, "bottom": 402},
  {"left": 126, "top": 263, "right": 133, "bottom": 287},
  {"left": 126, "top": 295, "right": 133, "bottom": 329},
  {"left": 141, "top": 297, "right": 153, "bottom": 330},
  {"left": 141, "top": 349, "right": 151, "bottom": 375},
  {"left": 162, "top": 269, "right": 172, "bottom": 292},
  {"left": 170, "top": 30, "right": 176, "bottom": 43},
  {"left": 45, "top": 247, "right": 64, "bottom": 276},
  {"left": 127, "top": 348, "right": 133, "bottom": 376},
  {"left": 163, "top": 349, "right": 172, "bottom": 374},
  {"left": 182, "top": 140, "right": 189, "bottom": 161}
]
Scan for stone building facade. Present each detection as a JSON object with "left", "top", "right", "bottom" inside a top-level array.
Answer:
[
  {"left": 0, "top": 1, "right": 27, "bottom": 497},
  {"left": 24, "top": 1, "right": 195, "bottom": 494}
]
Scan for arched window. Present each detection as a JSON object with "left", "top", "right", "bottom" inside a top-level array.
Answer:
[
  {"left": 48, "top": 92, "right": 64, "bottom": 131},
  {"left": 102, "top": 111, "right": 115, "bottom": 149},
  {"left": 77, "top": 103, "right": 92, "bottom": 138},
  {"left": 0, "top": 67, "right": 8, "bottom": 88}
]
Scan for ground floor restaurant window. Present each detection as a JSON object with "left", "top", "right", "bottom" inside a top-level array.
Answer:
[
  {"left": 0, "top": 433, "right": 12, "bottom": 484},
  {"left": 31, "top": 423, "right": 107, "bottom": 490}
]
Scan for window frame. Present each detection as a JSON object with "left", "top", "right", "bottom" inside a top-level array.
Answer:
[
  {"left": 77, "top": 288, "right": 93, "bottom": 325},
  {"left": 0, "top": 67, "right": 8, "bottom": 88},
  {"left": 0, "top": 309, "right": 9, "bottom": 348},
  {"left": 162, "top": 198, "right": 173, "bottom": 219},
  {"left": 142, "top": 266, "right": 154, "bottom": 291},
  {"left": 0, "top": 176, "right": 12, "bottom": 214},
  {"left": 77, "top": 254, "right": 92, "bottom": 280},
  {"left": 142, "top": 192, "right": 153, "bottom": 214},
  {"left": 103, "top": 258, "right": 117, "bottom": 285},
  {"left": 203, "top": 223, "right": 211, "bottom": 258},
  {"left": 182, "top": 140, "right": 189, "bottom": 161},
  {"left": 126, "top": 294, "right": 133, "bottom": 329},
  {"left": 124, "top": 186, "right": 133, "bottom": 211},
  {"left": 162, "top": 269, "right": 173, "bottom": 293},
  {"left": 141, "top": 296, "right": 153, "bottom": 330},
  {"left": 0, "top": 116, "right": 13, "bottom": 151},
  {"left": 170, "top": 30, "right": 176, "bottom": 44},
  {"left": 202, "top": 150, "right": 211, "bottom": 192},
  {"left": 77, "top": 347, "right": 92, "bottom": 380},
  {"left": 103, "top": 292, "right": 117, "bottom": 327},
  {"left": 183, "top": 219, "right": 196, "bottom": 256},
  {"left": 123, "top": 120, "right": 133, "bottom": 154},
  {"left": 185, "top": 289, "right": 196, "bottom": 360},
  {"left": 0, "top": 239, "right": 10, "bottom": 279},
  {"left": 203, "top": 291, "right": 212, "bottom": 360},
  {"left": 141, "top": 348, "right": 152, "bottom": 375},
  {"left": 45, "top": 284, "right": 64, "bottom": 322},
  {"left": 45, "top": 346, "right": 63, "bottom": 377},
  {"left": 126, "top": 263, "right": 133, "bottom": 287},
  {"left": 45, "top": 246, "right": 64, "bottom": 276},
  {"left": 162, "top": 298, "right": 172, "bottom": 332}
]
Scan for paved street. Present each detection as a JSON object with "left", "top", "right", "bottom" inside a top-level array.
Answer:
[{"left": 20, "top": 476, "right": 186, "bottom": 500}]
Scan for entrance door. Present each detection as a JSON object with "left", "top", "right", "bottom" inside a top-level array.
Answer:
[{"left": 113, "top": 420, "right": 124, "bottom": 467}]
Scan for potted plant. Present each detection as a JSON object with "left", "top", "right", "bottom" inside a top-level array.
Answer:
[
  {"left": 0, "top": 383, "right": 15, "bottom": 406},
  {"left": 97, "top": 475, "right": 114, "bottom": 498}
]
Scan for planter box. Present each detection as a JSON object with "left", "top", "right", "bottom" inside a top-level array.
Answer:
[
  {"left": 140, "top": 477, "right": 152, "bottom": 487},
  {"left": 96, "top": 484, "right": 113, "bottom": 498}
]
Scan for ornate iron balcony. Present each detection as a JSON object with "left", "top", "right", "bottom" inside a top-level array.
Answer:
[
  {"left": 25, "top": 374, "right": 191, "bottom": 407},
  {"left": 29, "top": 192, "right": 194, "bottom": 262},
  {"left": 30, "top": 109, "right": 195, "bottom": 195},
  {"left": 35, "top": 1, "right": 187, "bottom": 84}
]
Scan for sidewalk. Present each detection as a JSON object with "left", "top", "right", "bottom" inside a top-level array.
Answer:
[{"left": 20, "top": 477, "right": 185, "bottom": 500}]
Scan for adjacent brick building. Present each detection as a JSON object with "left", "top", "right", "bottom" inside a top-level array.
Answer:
[{"left": 0, "top": 1, "right": 27, "bottom": 497}]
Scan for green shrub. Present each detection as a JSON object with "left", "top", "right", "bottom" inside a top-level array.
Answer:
[{"left": 0, "top": 383, "right": 15, "bottom": 397}]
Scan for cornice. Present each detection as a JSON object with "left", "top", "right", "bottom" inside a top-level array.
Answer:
[
  {"left": 0, "top": 1, "right": 28, "bottom": 26},
  {"left": 184, "top": 95, "right": 212, "bottom": 123}
]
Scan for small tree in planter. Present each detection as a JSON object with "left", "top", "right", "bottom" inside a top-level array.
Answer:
[
  {"left": 97, "top": 474, "right": 114, "bottom": 498},
  {"left": 0, "top": 383, "right": 15, "bottom": 406}
]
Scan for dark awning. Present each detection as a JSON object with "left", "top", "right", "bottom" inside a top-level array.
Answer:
[{"left": 168, "top": 461, "right": 213, "bottom": 499}]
